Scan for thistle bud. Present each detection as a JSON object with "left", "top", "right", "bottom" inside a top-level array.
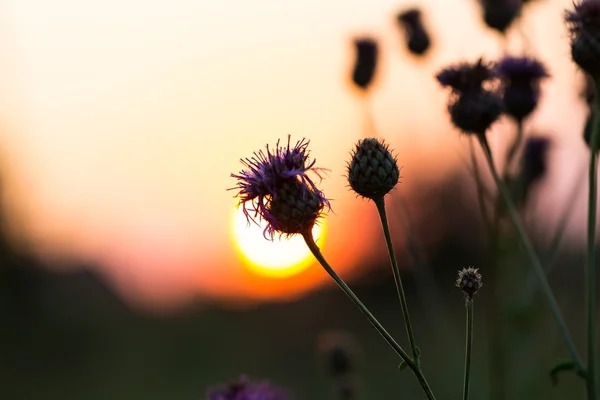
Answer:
[
  {"left": 456, "top": 267, "right": 483, "bottom": 299},
  {"left": 481, "top": 0, "right": 522, "bottom": 34},
  {"left": 347, "top": 138, "right": 400, "bottom": 200},
  {"left": 351, "top": 38, "right": 378, "bottom": 91},
  {"left": 397, "top": 9, "right": 431, "bottom": 56},
  {"left": 317, "top": 331, "right": 362, "bottom": 400},
  {"left": 566, "top": 0, "right": 600, "bottom": 78}
]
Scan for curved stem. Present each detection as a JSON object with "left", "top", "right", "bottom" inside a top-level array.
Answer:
[
  {"left": 477, "top": 135, "right": 585, "bottom": 373},
  {"left": 374, "top": 196, "right": 419, "bottom": 362},
  {"left": 302, "top": 231, "right": 436, "bottom": 400},
  {"left": 463, "top": 300, "right": 474, "bottom": 400},
  {"left": 586, "top": 98, "right": 600, "bottom": 399}
]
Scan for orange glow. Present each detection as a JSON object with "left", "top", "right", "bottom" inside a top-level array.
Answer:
[
  {"left": 0, "top": 0, "right": 589, "bottom": 308},
  {"left": 232, "top": 206, "right": 325, "bottom": 279}
]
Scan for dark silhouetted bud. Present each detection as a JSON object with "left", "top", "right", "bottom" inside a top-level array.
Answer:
[
  {"left": 437, "top": 59, "right": 504, "bottom": 135},
  {"left": 566, "top": 0, "right": 600, "bottom": 78},
  {"left": 481, "top": 0, "right": 523, "bottom": 34},
  {"left": 351, "top": 38, "right": 378, "bottom": 90},
  {"left": 317, "top": 331, "right": 362, "bottom": 400},
  {"left": 347, "top": 138, "right": 400, "bottom": 200},
  {"left": 456, "top": 267, "right": 483, "bottom": 299},
  {"left": 496, "top": 56, "right": 549, "bottom": 121},
  {"left": 397, "top": 9, "right": 431, "bottom": 56},
  {"left": 511, "top": 136, "right": 551, "bottom": 206}
]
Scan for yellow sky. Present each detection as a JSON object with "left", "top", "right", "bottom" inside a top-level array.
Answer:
[{"left": 0, "top": 0, "right": 589, "bottom": 309}]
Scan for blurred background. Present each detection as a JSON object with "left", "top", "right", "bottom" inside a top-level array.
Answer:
[{"left": 0, "top": 0, "right": 595, "bottom": 398}]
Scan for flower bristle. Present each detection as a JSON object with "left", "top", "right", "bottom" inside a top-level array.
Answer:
[
  {"left": 436, "top": 59, "right": 497, "bottom": 93},
  {"left": 495, "top": 56, "right": 549, "bottom": 82}
]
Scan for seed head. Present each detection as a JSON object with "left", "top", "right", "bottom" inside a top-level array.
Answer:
[
  {"left": 495, "top": 56, "right": 549, "bottom": 121},
  {"left": 206, "top": 376, "right": 289, "bottom": 400},
  {"left": 347, "top": 138, "right": 400, "bottom": 200},
  {"left": 397, "top": 8, "right": 431, "bottom": 56},
  {"left": 456, "top": 267, "right": 483, "bottom": 299},
  {"left": 351, "top": 38, "right": 378, "bottom": 90},
  {"left": 481, "top": 0, "right": 523, "bottom": 34},
  {"left": 230, "top": 136, "right": 330, "bottom": 239},
  {"left": 566, "top": 0, "right": 600, "bottom": 77}
]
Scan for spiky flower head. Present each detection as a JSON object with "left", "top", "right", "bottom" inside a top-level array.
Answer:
[
  {"left": 397, "top": 8, "right": 431, "bottom": 56},
  {"left": 347, "top": 138, "right": 400, "bottom": 200},
  {"left": 456, "top": 267, "right": 483, "bottom": 299},
  {"left": 495, "top": 56, "right": 549, "bottom": 121},
  {"left": 481, "top": 0, "right": 523, "bottom": 34},
  {"left": 206, "top": 376, "right": 289, "bottom": 400},
  {"left": 351, "top": 38, "right": 378, "bottom": 90},
  {"left": 566, "top": 0, "right": 600, "bottom": 77},
  {"left": 437, "top": 59, "right": 503, "bottom": 135},
  {"left": 230, "top": 136, "right": 330, "bottom": 239}
]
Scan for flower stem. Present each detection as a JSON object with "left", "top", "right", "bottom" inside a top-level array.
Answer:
[
  {"left": 504, "top": 120, "right": 524, "bottom": 179},
  {"left": 302, "top": 231, "right": 436, "bottom": 400},
  {"left": 477, "top": 135, "right": 585, "bottom": 373},
  {"left": 374, "top": 196, "right": 419, "bottom": 362},
  {"left": 585, "top": 97, "right": 600, "bottom": 400},
  {"left": 463, "top": 299, "right": 474, "bottom": 400}
]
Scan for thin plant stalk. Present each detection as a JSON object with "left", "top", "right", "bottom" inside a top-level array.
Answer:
[
  {"left": 585, "top": 99, "right": 600, "bottom": 399},
  {"left": 463, "top": 300, "right": 474, "bottom": 400},
  {"left": 302, "top": 231, "right": 436, "bottom": 400},
  {"left": 469, "top": 138, "right": 492, "bottom": 236},
  {"left": 504, "top": 120, "right": 524, "bottom": 178},
  {"left": 374, "top": 196, "right": 419, "bottom": 362},
  {"left": 477, "top": 135, "right": 585, "bottom": 373}
]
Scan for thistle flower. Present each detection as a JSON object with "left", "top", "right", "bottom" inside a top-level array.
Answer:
[
  {"left": 436, "top": 59, "right": 503, "bottom": 135},
  {"left": 351, "top": 38, "right": 378, "bottom": 90},
  {"left": 456, "top": 267, "right": 483, "bottom": 299},
  {"left": 230, "top": 136, "right": 330, "bottom": 239},
  {"left": 347, "top": 138, "right": 399, "bottom": 201},
  {"left": 480, "top": 0, "right": 523, "bottom": 34},
  {"left": 397, "top": 8, "right": 431, "bottom": 56},
  {"left": 495, "top": 56, "right": 549, "bottom": 121},
  {"left": 566, "top": 0, "right": 600, "bottom": 78},
  {"left": 206, "top": 376, "right": 289, "bottom": 400}
]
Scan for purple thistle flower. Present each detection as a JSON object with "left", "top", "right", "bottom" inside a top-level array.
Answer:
[
  {"left": 495, "top": 56, "right": 549, "bottom": 121},
  {"left": 206, "top": 376, "right": 290, "bottom": 400},
  {"left": 436, "top": 59, "right": 503, "bottom": 135},
  {"left": 566, "top": 0, "right": 600, "bottom": 77},
  {"left": 230, "top": 136, "right": 330, "bottom": 239}
]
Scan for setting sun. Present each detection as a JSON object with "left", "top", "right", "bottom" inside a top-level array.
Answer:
[{"left": 232, "top": 206, "right": 325, "bottom": 278}]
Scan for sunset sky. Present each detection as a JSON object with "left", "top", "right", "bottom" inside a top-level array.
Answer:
[{"left": 0, "top": 0, "right": 590, "bottom": 310}]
